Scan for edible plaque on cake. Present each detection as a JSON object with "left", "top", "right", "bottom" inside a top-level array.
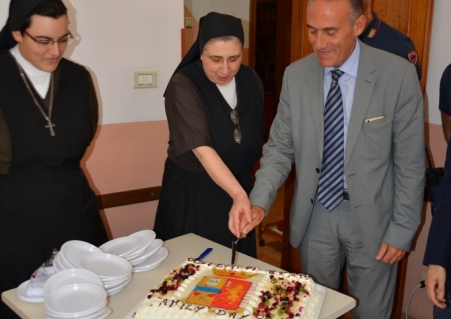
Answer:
[{"left": 132, "top": 258, "right": 324, "bottom": 319}]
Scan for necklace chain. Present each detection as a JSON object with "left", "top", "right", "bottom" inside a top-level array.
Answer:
[{"left": 15, "top": 61, "right": 56, "bottom": 136}]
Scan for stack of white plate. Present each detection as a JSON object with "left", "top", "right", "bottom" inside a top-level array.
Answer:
[
  {"left": 80, "top": 253, "right": 132, "bottom": 296},
  {"left": 99, "top": 230, "right": 169, "bottom": 272},
  {"left": 43, "top": 269, "right": 110, "bottom": 319},
  {"left": 53, "top": 240, "right": 103, "bottom": 272}
]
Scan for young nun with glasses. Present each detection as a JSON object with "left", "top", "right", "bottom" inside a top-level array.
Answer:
[
  {"left": 0, "top": 1, "right": 108, "bottom": 316},
  {"left": 154, "top": 12, "right": 265, "bottom": 257}
]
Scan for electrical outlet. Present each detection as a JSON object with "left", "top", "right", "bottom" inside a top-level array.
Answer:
[{"left": 421, "top": 273, "right": 426, "bottom": 281}]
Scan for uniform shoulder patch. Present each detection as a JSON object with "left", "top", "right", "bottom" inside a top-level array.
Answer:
[{"left": 408, "top": 50, "right": 418, "bottom": 65}]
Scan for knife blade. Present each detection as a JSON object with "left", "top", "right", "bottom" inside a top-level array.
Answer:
[
  {"left": 198, "top": 248, "right": 213, "bottom": 260},
  {"left": 231, "top": 237, "right": 243, "bottom": 265}
]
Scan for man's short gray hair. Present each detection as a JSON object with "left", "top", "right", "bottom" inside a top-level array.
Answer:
[{"left": 308, "top": 0, "right": 363, "bottom": 25}]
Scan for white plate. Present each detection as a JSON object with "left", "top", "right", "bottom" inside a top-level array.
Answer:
[
  {"left": 45, "top": 306, "right": 110, "bottom": 319},
  {"left": 16, "top": 280, "right": 43, "bottom": 303},
  {"left": 52, "top": 254, "right": 63, "bottom": 272},
  {"left": 101, "top": 272, "right": 131, "bottom": 285},
  {"left": 44, "top": 268, "right": 103, "bottom": 298},
  {"left": 103, "top": 275, "right": 131, "bottom": 289},
  {"left": 133, "top": 247, "right": 169, "bottom": 270},
  {"left": 81, "top": 253, "right": 132, "bottom": 280},
  {"left": 125, "top": 230, "right": 156, "bottom": 258},
  {"left": 99, "top": 236, "right": 142, "bottom": 257},
  {"left": 106, "top": 276, "right": 132, "bottom": 296},
  {"left": 45, "top": 283, "right": 106, "bottom": 315},
  {"left": 56, "top": 252, "right": 73, "bottom": 270},
  {"left": 132, "top": 261, "right": 161, "bottom": 273},
  {"left": 60, "top": 240, "right": 102, "bottom": 268},
  {"left": 128, "top": 238, "right": 163, "bottom": 265}
]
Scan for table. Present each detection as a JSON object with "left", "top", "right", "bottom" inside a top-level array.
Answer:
[{"left": 2, "top": 233, "right": 355, "bottom": 318}]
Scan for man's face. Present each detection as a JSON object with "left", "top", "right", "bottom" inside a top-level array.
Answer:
[
  {"left": 306, "top": 0, "right": 365, "bottom": 68},
  {"left": 12, "top": 14, "right": 69, "bottom": 72}
]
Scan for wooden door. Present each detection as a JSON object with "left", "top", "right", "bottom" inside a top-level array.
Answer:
[
  {"left": 272, "top": 0, "right": 434, "bottom": 318},
  {"left": 250, "top": 0, "right": 294, "bottom": 139}
]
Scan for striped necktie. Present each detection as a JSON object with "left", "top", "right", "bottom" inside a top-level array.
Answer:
[{"left": 317, "top": 69, "right": 345, "bottom": 211}]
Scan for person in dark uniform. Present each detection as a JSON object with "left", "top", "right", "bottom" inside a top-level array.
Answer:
[
  {"left": 153, "top": 12, "right": 264, "bottom": 257},
  {"left": 0, "top": 1, "right": 108, "bottom": 317},
  {"left": 360, "top": 0, "right": 422, "bottom": 79},
  {"left": 424, "top": 140, "right": 451, "bottom": 318},
  {"left": 438, "top": 64, "right": 451, "bottom": 142}
]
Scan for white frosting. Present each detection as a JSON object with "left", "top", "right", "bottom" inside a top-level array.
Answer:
[{"left": 134, "top": 259, "right": 320, "bottom": 319}]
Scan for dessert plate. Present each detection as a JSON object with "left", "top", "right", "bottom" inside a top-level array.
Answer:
[
  {"left": 44, "top": 268, "right": 103, "bottom": 298},
  {"left": 60, "top": 240, "right": 103, "bottom": 268},
  {"left": 45, "top": 283, "right": 106, "bottom": 316},
  {"left": 128, "top": 239, "right": 163, "bottom": 265},
  {"left": 99, "top": 236, "right": 141, "bottom": 257},
  {"left": 106, "top": 276, "right": 132, "bottom": 296},
  {"left": 52, "top": 254, "right": 63, "bottom": 272},
  {"left": 132, "top": 262, "right": 160, "bottom": 273},
  {"left": 17, "top": 280, "right": 43, "bottom": 303},
  {"left": 133, "top": 247, "right": 169, "bottom": 271},
  {"left": 81, "top": 253, "right": 132, "bottom": 280},
  {"left": 126, "top": 229, "right": 156, "bottom": 258}
]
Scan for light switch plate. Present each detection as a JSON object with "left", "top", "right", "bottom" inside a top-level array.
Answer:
[{"left": 134, "top": 71, "right": 157, "bottom": 88}]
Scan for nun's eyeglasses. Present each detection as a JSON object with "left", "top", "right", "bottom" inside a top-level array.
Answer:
[
  {"left": 230, "top": 109, "right": 242, "bottom": 144},
  {"left": 25, "top": 31, "right": 74, "bottom": 48}
]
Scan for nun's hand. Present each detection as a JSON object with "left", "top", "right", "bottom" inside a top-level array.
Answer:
[{"left": 228, "top": 192, "right": 252, "bottom": 237}]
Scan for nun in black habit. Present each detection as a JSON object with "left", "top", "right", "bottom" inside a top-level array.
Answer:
[
  {"left": 0, "top": 1, "right": 107, "bottom": 316},
  {"left": 154, "top": 12, "right": 265, "bottom": 257}
]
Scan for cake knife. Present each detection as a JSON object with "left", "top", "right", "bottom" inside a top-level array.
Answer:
[
  {"left": 197, "top": 247, "right": 212, "bottom": 260},
  {"left": 231, "top": 237, "right": 243, "bottom": 265}
]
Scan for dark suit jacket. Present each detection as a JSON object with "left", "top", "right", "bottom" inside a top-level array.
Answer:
[{"left": 424, "top": 142, "right": 451, "bottom": 288}]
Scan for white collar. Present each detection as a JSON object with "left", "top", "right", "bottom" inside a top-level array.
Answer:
[
  {"left": 324, "top": 39, "right": 360, "bottom": 78},
  {"left": 10, "top": 45, "right": 52, "bottom": 98}
]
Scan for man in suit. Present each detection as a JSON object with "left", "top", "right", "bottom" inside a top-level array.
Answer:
[
  {"left": 231, "top": 0, "right": 425, "bottom": 317},
  {"left": 424, "top": 141, "right": 451, "bottom": 318}
]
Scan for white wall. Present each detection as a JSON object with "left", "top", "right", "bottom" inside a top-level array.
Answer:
[
  {"left": 0, "top": 1, "right": 7, "bottom": 26},
  {"left": 0, "top": 0, "right": 184, "bottom": 125},
  {"left": 425, "top": 0, "right": 451, "bottom": 125}
]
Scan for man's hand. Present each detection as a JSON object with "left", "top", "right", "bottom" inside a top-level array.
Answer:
[
  {"left": 228, "top": 204, "right": 265, "bottom": 238},
  {"left": 425, "top": 264, "right": 448, "bottom": 308},
  {"left": 240, "top": 205, "right": 266, "bottom": 238},
  {"left": 375, "top": 242, "right": 406, "bottom": 264}
]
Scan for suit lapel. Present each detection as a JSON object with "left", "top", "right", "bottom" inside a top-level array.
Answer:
[
  {"left": 345, "top": 42, "right": 376, "bottom": 168},
  {"left": 309, "top": 60, "right": 325, "bottom": 156}
]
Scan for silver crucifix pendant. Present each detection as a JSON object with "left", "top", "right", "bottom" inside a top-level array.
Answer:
[{"left": 45, "top": 121, "right": 56, "bottom": 136}]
